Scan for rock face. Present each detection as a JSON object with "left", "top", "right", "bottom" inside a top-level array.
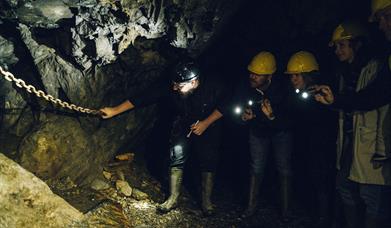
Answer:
[
  {"left": 18, "top": 115, "right": 102, "bottom": 185},
  {"left": 0, "top": 0, "right": 242, "bottom": 186},
  {"left": 0, "top": 153, "right": 85, "bottom": 227},
  {"left": 0, "top": 35, "right": 18, "bottom": 67}
]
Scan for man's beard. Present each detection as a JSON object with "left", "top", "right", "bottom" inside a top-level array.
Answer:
[
  {"left": 250, "top": 79, "right": 269, "bottom": 88},
  {"left": 178, "top": 87, "right": 196, "bottom": 99}
]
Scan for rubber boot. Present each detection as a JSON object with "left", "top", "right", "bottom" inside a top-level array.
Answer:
[
  {"left": 156, "top": 167, "right": 183, "bottom": 213},
  {"left": 280, "top": 175, "right": 293, "bottom": 223},
  {"left": 201, "top": 172, "right": 215, "bottom": 216},
  {"left": 242, "top": 174, "right": 261, "bottom": 218}
]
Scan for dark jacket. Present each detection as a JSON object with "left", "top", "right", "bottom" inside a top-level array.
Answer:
[
  {"left": 290, "top": 86, "right": 337, "bottom": 173},
  {"left": 291, "top": 91, "right": 337, "bottom": 142},
  {"left": 234, "top": 76, "right": 293, "bottom": 137},
  {"left": 128, "top": 76, "right": 228, "bottom": 136},
  {"left": 333, "top": 56, "right": 391, "bottom": 111}
]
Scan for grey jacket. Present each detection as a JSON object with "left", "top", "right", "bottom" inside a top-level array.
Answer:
[{"left": 337, "top": 59, "right": 391, "bottom": 185}]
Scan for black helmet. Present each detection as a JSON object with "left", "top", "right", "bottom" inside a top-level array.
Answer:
[{"left": 171, "top": 61, "right": 200, "bottom": 83}]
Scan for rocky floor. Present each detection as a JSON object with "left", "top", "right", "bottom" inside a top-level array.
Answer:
[
  {"left": 0, "top": 133, "right": 314, "bottom": 227},
  {"left": 54, "top": 158, "right": 314, "bottom": 228},
  {"left": 64, "top": 186, "right": 314, "bottom": 228}
]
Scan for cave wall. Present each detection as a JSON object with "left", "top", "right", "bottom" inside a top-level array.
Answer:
[{"left": 0, "top": 0, "right": 242, "bottom": 186}]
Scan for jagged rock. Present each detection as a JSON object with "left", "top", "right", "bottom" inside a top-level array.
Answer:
[
  {"left": 116, "top": 180, "right": 133, "bottom": 197},
  {"left": 91, "top": 179, "right": 111, "bottom": 191},
  {"left": 102, "top": 170, "right": 112, "bottom": 180},
  {"left": 0, "top": 153, "right": 85, "bottom": 227},
  {"left": 49, "top": 176, "right": 77, "bottom": 191},
  {"left": 131, "top": 188, "right": 149, "bottom": 201},
  {"left": 72, "top": 2, "right": 138, "bottom": 69},
  {"left": 19, "top": 23, "right": 92, "bottom": 107},
  {"left": 19, "top": 115, "right": 101, "bottom": 185},
  {"left": 0, "top": 35, "right": 25, "bottom": 133},
  {"left": 2, "top": 0, "right": 243, "bottom": 69},
  {"left": 16, "top": 0, "right": 74, "bottom": 28},
  {"left": 0, "top": 35, "right": 18, "bottom": 68},
  {"left": 115, "top": 152, "right": 134, "bottom": 161},
  {"left": 116, "top": 169, "right": 126, "bottom": 181},
  {"left": 84, "top": 201, "right": 132, "bottom": 227},
  {"left": 0, "top": 73, "right": 30, "bottom": 136},
  {"left": 4, "top": 0, "right": 18, "bottom": 8}
]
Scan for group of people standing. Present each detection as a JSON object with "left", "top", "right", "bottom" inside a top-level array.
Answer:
[{"left": 100, "top": 0, "right": 391, "bottom": 227}]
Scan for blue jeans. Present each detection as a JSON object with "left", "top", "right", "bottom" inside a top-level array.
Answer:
[
  {"left": 336, "top": 170, "right": 391, "bottom": 219},
  {"left": 249, "top": 130, "right": 293, "bottom": 179},
  {"left": 169, "top": 125, "right": 221, "bottom": 172}
]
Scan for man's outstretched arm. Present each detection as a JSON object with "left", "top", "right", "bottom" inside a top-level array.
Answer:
[{"left": 100, "top": 100, "right": 135, "bottom": 119}]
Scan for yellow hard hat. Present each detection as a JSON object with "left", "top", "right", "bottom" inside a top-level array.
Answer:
[
  {"left": 285, "top": 51, "right": 319, "bottom": 74},
  {"left": 369, "top": 0, "right": 391, "bottom": 22},
  {"left": 247, "top": 51, "right": 276, "bottom": 75},
  {"left": 329, "top": 22, "right": 367, "bottom": 47}
]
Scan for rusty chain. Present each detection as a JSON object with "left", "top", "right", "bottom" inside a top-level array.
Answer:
[{"left": 0, "top": 66, "right": 102, "bottom": 115}]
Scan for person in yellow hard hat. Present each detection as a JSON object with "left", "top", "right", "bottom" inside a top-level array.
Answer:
[
  {"left": 314, "top": 21, "right": 391, "bottom": 228},
  {"left": 313, "top": 1, "right": 391, "bottom": 110},
  {"left": 285, "top": 51, "right": 320, "bottom": 90},
  {"left": 237, "top": 51, "right": 294, "bottom": 221},
  {"left": 370, "top": 0, "right": 391, "bottom": 41},
  {"left": 285, "top": 51, "right": 337, "bottom": 228}
]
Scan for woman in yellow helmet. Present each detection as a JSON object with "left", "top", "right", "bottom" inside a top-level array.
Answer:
[{"left": 285, "top": 51, "right": 336, "bottom": 228}]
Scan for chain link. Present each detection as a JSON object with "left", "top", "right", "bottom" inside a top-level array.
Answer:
[{"left": 0, "top": 66, "right": 102, "bottom": 115}]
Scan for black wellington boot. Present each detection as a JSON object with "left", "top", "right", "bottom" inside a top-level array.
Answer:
[{"left": 242, "top": 174, "right": 261, "bottom": 218}]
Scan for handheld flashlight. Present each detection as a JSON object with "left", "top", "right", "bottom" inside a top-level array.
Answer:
[
  {"left": 301, "top": 91, "right": 309, "bottom": 99},
  {"left": 295, "top": 89, "right": 311, "bottom": 100},
  {"left": 234, "top": 106, "right": 242, "bottom": 115}
]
